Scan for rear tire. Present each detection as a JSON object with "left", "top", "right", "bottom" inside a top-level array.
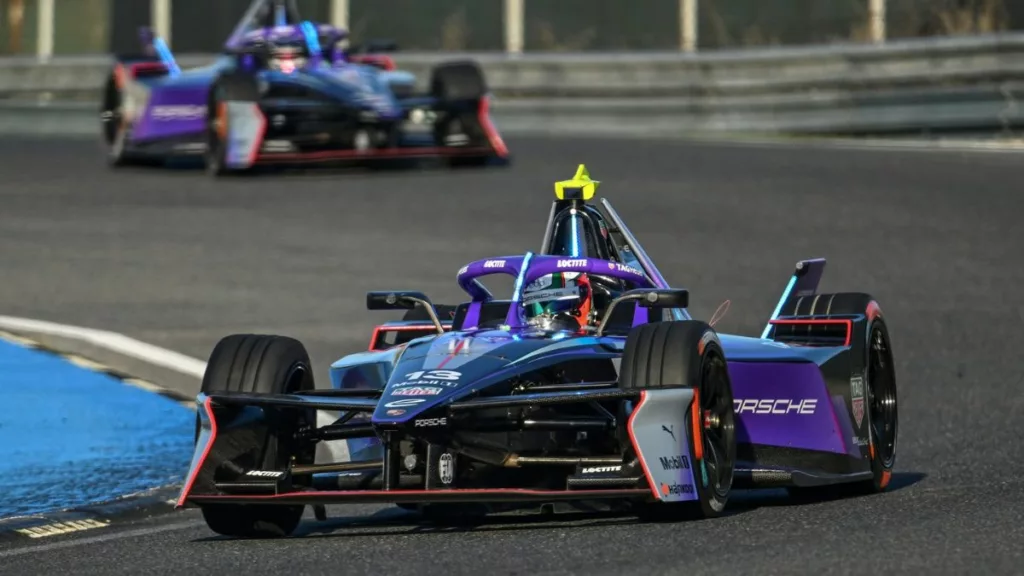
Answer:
[
  {"left": 783, "top": 293, "right": 898, "bottom": 500},
  {"left": 619, "top": 321, "right": 736, "bottom": 520},
  {"left": 197, "top": 334, "right": 315, "bottom": 538},
  {"left": 430, "top": 61, "right": 487, "bottom": 102},
  {"left": 429, "top": 61, "right": 494, "bottom": 167}
]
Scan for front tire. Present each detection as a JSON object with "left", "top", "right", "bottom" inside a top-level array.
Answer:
[
  {"left": 197, "top": 334, "right": 315, "bottom": 538},
  {"left": 619, "top": 321, "right": 736, "bottom": 520}
]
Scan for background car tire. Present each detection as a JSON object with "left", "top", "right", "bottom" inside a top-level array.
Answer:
[
  {"left": 780, "top": 293, "right": 899, "bottom": 500},
  {"left": 618, "top": 320, "right": 736, "bottom": 520},
  {"left": 206, "top": 72, "right": 262, "bottom": 177},
  {"left": 429, "top": 60, "right": 487, "bottom": 102},
  {"left": 196, "top": 334, "right": 315, "bottom": 538},
  {"left": 429, "top": 61, "right": 494, "bottom": 167}
]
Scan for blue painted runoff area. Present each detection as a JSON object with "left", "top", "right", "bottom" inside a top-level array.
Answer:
[{"left": 0, "top": 339, "right": 194, "bottom": 518}]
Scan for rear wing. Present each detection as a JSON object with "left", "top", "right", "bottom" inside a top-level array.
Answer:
[
  {"left": 364, "top": 291, "right": 454, "bottom": 350},
  {"left": 759, "top": 257, "right": 877, "bottom": 348},
  {"left": 760, "top": 258, "right": 826, "bottom": 339},
  {"left": 369, "top": 321, "right": 451, "bottom": 351}
]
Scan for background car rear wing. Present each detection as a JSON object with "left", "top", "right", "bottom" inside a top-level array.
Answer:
[
  {"left": 226, "top": 0, "right": 301, "bottom": 51},
  {"left": 369, "top": 320, "right": 452, "bottom": 351}
]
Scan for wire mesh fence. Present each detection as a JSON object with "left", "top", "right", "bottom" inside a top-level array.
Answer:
[{"left": 2, "top": 0, "right": 1024, "bottom": 55}]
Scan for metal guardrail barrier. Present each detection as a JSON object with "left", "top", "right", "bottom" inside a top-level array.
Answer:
[{"left": 2, "top": 32, "right": 1024, "bottom": 137}]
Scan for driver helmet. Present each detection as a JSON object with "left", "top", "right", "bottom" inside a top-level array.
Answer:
[
  {"left": 522, "top": 272, "right": 593, "bottom": 332},
  {"left": 269, "top": 42, "right": 307, "bottom": 73}
]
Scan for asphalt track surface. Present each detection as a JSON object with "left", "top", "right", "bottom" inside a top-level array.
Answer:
[{"left": 1, "top": 135, "right": 1023, "bottom": 575}]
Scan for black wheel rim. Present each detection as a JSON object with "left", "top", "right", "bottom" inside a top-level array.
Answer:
[
  {"left": 101, "top": 86, "right": 123, "bottom": 155},
  {"left": 868, "top": 322, "right": 898, "bottom": 467},
  {"left": 699, "top": 349, "right": 735, "bottom": 497},
  {"left": 101, "top": 103, "right": 120, "bottom": 145}
]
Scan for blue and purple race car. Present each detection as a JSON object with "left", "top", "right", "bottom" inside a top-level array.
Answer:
[
  {"left": 100, "top": 0, "right": 509, "bottom": 175},
  {"left": 177, "top": 164, "right": 899, "bottom": 537}
]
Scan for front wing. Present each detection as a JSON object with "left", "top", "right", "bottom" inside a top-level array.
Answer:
[
  {"left": 176, "top": 388, "right": 701, "bottom": 507},
  {"left": 219, "top": 97, "right": 509, "bottom": 170}
]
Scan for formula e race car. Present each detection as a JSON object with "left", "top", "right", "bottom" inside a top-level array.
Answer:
[
  {"left": 100, "top": 0, "right": 509, "bottom": 175},
  {"left": 177, "top": 165, "right": 899, "bottom": 537}
]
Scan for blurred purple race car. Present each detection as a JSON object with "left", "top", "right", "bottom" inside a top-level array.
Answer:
[
  {"left": 100, "top": 0, "right": 509, "bottom": 175},
  {"left": 176, "top": 164, "right": 899, "bottom": 538}
]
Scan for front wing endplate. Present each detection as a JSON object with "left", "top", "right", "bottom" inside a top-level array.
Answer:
[{"left": 627, "top": 389, "right": 700, "bottom": 503}]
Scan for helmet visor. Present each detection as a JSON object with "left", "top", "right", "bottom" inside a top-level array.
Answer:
[{"left": 523, "top": 287, "right": 580, "bottom": 317}]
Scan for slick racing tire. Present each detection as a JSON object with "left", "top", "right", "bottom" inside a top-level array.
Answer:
[
  {"left": 618, "top": 321, "right": 736, "bottom": 521},
  {"left": 197, "top": 334, "right": 316, "bottom": 538},
  {"left": 429, "top": 60, "right": 487, "bottom": 102},
  {"left": 206, "top": 72, "right": 261, "bottom": 177},
  {"left": 783, "top": 293, "right": 899, "bottom": 500}
]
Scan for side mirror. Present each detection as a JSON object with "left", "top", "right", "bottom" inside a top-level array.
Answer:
[
  {"left": 635, "top": 289, "right": 689, "bottom": 309},
  {"left": 366, "top": 291, "right": 444, "bottom": 334},
  {"left": 595, "top": 289, "right": 689, "bottom": 336},
  {"left": 366, "top": 291, "right": 431, "bottom": 310}
]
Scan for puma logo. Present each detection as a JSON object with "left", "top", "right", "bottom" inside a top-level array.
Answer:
[{"left": 662, "top": 424, "right": 676, "bottom": 442}]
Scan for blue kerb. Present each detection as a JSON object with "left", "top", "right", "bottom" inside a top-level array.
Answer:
[{"left": 0, "top": 339, "right": 194, "bottom": 518}]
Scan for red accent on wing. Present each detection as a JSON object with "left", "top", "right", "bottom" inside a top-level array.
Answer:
[
  {"left": 768, "top": 318, "right": 853, "bottom": 347},
  {"left": 176, "top": 397, "right": 218, "bottom": 507},
  {"left": 247, "top": 105, "right": 268, "bottom": 167},
  {"left": 350, "top": 55, "right": 396, "bottom": 71},
  {"left": 690, "top": 388, "right": 703, "bottom": 461},
  {"left": 477, "top": 95, "right": 509, "bottom": 158},
  {"left": 114, "top": 64, "right": 127, "bottom": 90},
  {"left": 865, "top": 300, "right": 882, "bottom": 323},
  {"left": 128, "top": 62, "right": 170, "bottom": 79},
  {"left": 369, "top": 324, "right": 452, "bottom": 351}
]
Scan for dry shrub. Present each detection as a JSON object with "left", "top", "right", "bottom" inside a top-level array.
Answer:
[
  {"left": 889, "top": 0, "right": 1010, "bottom": 37},
  {"left": 440, "top": 7, "right": 468, "bottom": 51},
  {"left": 530, "top": 21, "right": 597, "bottom": 51},
  {"left": 933, "top": 0, "right": 1008, "bottom": 34}
]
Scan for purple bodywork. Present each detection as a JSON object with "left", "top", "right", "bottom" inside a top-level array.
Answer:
[
  {"left": 130, "top": 79, "right": 211, "bottom": 141},
  {"left": 729, "top": 361, "right": 853, "bottom": 455}
]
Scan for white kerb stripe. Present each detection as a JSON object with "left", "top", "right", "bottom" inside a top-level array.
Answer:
[{"left": 0, "top": 316, "right": 206, "bottom": 378}]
